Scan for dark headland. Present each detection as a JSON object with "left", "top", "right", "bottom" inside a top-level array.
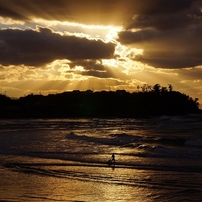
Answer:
[{"left": 0, "top": 84, "right": 201, "bottom": 118}]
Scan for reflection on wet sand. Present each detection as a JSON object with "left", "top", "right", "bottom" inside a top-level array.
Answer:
[{"left": 0, "top": 161, "right": 162, "bottom": 202}]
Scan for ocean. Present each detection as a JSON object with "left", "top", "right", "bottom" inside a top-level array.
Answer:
[{"left": 0, "top": 115, "right": 202, "bottom": 202}]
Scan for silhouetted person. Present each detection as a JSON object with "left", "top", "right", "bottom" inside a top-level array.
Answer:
[
  {"left": 108, "top": 153, "right": 115, "bottom": 166},
  {"left": 111, "top": 153, "right": 115, "bottom": 163}
]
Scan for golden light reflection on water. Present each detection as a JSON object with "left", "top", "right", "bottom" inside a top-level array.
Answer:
[
  {"left": 3, "top": 161, "right": 201, "bottom": 202},
  {"left": 47, "top": 166, "right": 147, "bottom": 202},
  {"left": 0, "top": 148, "right": 171, "bottom": 201},
  {"left": 3, "top": 153, "right": 195, "bottom": 202},
  {"left": 1, "top": 163, "right": 153, "bottom": 202}
]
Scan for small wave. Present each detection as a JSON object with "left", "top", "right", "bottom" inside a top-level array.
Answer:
[
  {"left": 110, "top": 133, "right": 140, "bottom": 145},
  {"left": 66, "top": 132, "right": 140, "bottom": 146},
  {"left": 67, "top": 132, "right": 114, "bottom": 145},
  {"left": 122, "top": 143, "right": 140, "bottom": 148},
  {"left": 137, "top": 144, "right": 154, "bottom": 150}
]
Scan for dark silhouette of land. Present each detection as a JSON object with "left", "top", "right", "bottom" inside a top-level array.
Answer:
[{"left": 0, "top": 84, "right": 201, "bottom": 118}]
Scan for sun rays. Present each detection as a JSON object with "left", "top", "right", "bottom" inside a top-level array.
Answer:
[
  {"left": 0, "top": 15, "right": 147, "bottom": 95},
  {"left": 0, "top": 8, "right": 201, "bottom": 106}
]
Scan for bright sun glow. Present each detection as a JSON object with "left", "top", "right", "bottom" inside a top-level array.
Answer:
[
  {"left": 74, "top": 66, "right": 85, "bottom": 71},
  {"left": 102, "top": 59, "right": 118, "bottom": 67},
  {"left": 32, "top": 18, "right": 122, "bottom": 41},
  {"left": 105, "top": 26, "right": 122, "bottom": 42}
]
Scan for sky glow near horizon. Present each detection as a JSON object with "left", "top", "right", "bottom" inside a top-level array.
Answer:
[{"left": 0, "top": 0, "right": 202, "bottom": 106}]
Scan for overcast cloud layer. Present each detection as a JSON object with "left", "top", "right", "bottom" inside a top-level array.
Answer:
[
  {"left": 0, "top": 0, "right": 196, "bottom": 25},
  {"left": 0, "top": 0, "right": 201, "bottom": 68},
  {"left": 0, "top": 27, "right": 115, "bottom": 66}
]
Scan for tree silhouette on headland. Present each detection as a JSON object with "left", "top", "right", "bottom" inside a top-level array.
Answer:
[{"left": 0, "top": 84, "right": 201, "bottom": 118}]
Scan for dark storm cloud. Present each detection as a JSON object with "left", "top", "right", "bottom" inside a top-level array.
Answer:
[
  {"left": 0, "top": 0, "right": 194, "bottom": 25},
  {"left": 0, "top": 27, "right": 115, "bottom": 66},
  {"left": 117, "top": 0, "right": 202, "bottom": 68},
  {"left": 126, "top": 0, "right": 202, "bottom": 31},
  {"left": 81, "top": 69, "right": 113, "bottom": 78},
  {"left": 127, "top": 11, "right": 201, "bottom": 31},
  {"left": 69, "top": 60, "right": 104, "bottom": 71},
  {"left": 68, "top": 60, "right": 114, "bottom": 78},
  {"left": 118, "top": 25, "right": 202, "bottom": 68}
]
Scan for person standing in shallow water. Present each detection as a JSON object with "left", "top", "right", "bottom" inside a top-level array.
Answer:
[
  {"left": 108, "top": 153, "right": 116, "bottom": 166},
  {"left": 111, "top": 153, "right": 115, "bottom": 163}
]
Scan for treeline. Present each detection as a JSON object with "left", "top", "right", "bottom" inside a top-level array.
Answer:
[{"left": 0, "top": 84, "right": 201, "bottom": 118}]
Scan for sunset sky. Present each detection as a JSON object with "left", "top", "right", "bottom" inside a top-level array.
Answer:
[{"left": 0, "top": 0, "right": 202, "bottom": 106}]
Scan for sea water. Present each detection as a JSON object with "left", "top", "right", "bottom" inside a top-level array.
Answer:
[{"left": 0, "top": 115, "right": 202, "bottom": 202}]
